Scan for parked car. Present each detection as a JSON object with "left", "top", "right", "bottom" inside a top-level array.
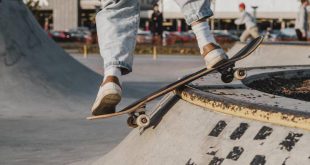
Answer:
[
  {"left": 50, "top": 31, "right": 75, "bottom": 42},
  {"left": 275, "top": 28, "right": 297, "bottom": 41},
  {"left": 163, "top": 31, "right": 196, "bottom": 45},
  {"left": 136, "top": 29, "right": 153, "bottom": 44},
  {"left": 213, "top": 30, "right": 239, "bottom": 43},
  {"left": 68, "top": 27, "right": 93, "bottom": 43},
  {"left": 264, "top": 28, "right": 310, "bottom": 41},
  {"left": 228, "top": 30, "right": 244, "bottom": 38},
  {"left": 136, "top": 29, "right": 238, "bottom": 45}
]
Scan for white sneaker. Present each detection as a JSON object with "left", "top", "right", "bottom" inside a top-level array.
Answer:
[
  {"left": 91, "top": 76, "right": 122, "bottom": 116},
  {"left": 202, "top": 43, "right": 228, "bottom": 69}
]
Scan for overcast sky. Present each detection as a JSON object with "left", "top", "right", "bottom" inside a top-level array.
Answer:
[{"left": 163, "top": 0, "right": 300, "bottom": 12}]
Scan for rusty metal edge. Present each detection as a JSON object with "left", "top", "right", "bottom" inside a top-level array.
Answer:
[{"left": 175, "top": 86, "right": 310, "bottom": 131}]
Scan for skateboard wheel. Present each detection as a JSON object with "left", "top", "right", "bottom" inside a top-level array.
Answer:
[
  {"left": 127, "top": 116, "right": 138, "bottom": 128},
  {"left": 234, "top": 68, "right": 247, "bottom": 80},
  {"left": 221, "top": 73, "right": 234, "bottom": 83},
  {"left": 136, "top": 114, "right": 150, "bottom": 128}
]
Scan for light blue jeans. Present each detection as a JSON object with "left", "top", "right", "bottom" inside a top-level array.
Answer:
[{"left": 96, "top": 0, "right": 213, "bottom": 74}]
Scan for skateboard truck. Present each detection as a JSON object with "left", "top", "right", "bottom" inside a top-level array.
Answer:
[
  {"left": 219, "top": 63, "right": 247, "bottom": 83},
  {"left": 127, "top": 104, "right": 151, "bottom": 128}
]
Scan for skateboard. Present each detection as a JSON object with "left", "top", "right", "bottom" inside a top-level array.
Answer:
[{"left": 87, "top": 36, "right": 264, "bottom": 128}]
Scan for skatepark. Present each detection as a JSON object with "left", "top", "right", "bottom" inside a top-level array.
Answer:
[{"left": 0, "top": 1, "right": 309, "bottom": 165}]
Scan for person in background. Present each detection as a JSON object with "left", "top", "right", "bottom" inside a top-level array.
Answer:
[
  {"left": 150, "top": 4, "right": 163, "bottom": 38},
  {"left": 91, "top": 0, "right": 229, "bottom": 116},
  {"left": 295, "top": 0, "right": 309, "bottom": 41},
  {"left": 234, "top": 3, "right": 259, "bottom": 42}
]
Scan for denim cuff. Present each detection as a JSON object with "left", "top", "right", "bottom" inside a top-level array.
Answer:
[
  {"left": 184, "top": 10, "right": 214, "bottom": 25},
  {"left": 104, "top": 61, "right": 132, "bottom": 75}
]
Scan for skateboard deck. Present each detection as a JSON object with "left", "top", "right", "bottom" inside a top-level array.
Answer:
[{"left": 87, "top": 36, "right": 264, "bottom": 126}]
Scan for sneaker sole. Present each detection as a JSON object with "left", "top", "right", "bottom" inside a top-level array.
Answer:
[{"left": 92, "top": 93, "right": 121, "bottom": 116}]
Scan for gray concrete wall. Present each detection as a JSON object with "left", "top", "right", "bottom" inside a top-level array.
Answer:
[
  {"left": 39, "top": 0, "right": 80, "bottom": 30},
  {"left": 49, "top": 0, "right": 79, "bottom": 31}
]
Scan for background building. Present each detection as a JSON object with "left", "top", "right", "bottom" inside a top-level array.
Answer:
[
  {"left": 32, "top": 0, "right": 302, "bottom": 31},
  {"left": 33, "top": 0, "right": 155, "bottom": 31},
  {"left": 156, "top": 0, "right": 301, "bottom": 31}
]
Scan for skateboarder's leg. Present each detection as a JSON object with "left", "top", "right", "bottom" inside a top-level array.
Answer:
[
  {"left": 240, "top": 29, "right": 251, "bottom": 42},
  {"left": 250, "top": 27, "right": 260, "bottom": 39},
  {"left": 97, "top": 0, "right": 139, "bottom": 75},
  {"left": 175, "top": 0, "right": 228, "bottom": 69},
  {"left": 91, "top": 0, "right": 140, "bottom": 115}
]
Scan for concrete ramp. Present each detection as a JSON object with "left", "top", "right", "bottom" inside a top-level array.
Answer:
[
  {"left": 93, "top": 94, "right": 309, "bottom": 165},
  {"left": 228, "top": 42, "right": 310, "bottom": 68},
  {"left": 0, "top": 1, "right": 109, "bottom": 163},
  {"left": 0, "top": 0, "right": 100, "bottom": 118}
]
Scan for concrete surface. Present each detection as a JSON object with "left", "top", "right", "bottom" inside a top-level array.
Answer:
[
  {"left": 94, "top": 94, "right": 310, "bottom": 165},
  {"left": 191, "top": 67, "right": 310, "bottom": 115},
  {"left": 1, "top": 1, "right": 309, "bottom": 165},
  {"left": 94, "top": 68, "right": 310, "bottom": 165},
  {"left": 0, "top": 1, "right": 203, "bottom": 164},
  {"left": 91, "top": 43, "right": 310, "bottom": 164},
  {"left": 228, "top": 42, "right": 310, "bottom": 68},
  {"left": 181, "top": 67, "right": 310, "bottom": 130}
]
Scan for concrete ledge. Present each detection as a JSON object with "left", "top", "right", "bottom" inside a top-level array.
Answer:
[
  {"left": 176, "top": 86, "right": 310, "bottom": 131},
  {"left": 176, "top": 68, "right": 310, "bottom": 131}
]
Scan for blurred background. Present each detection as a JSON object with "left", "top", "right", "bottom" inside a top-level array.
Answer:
[{"left": 23, "top": 0, "right": 310, "bottom": 55}]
